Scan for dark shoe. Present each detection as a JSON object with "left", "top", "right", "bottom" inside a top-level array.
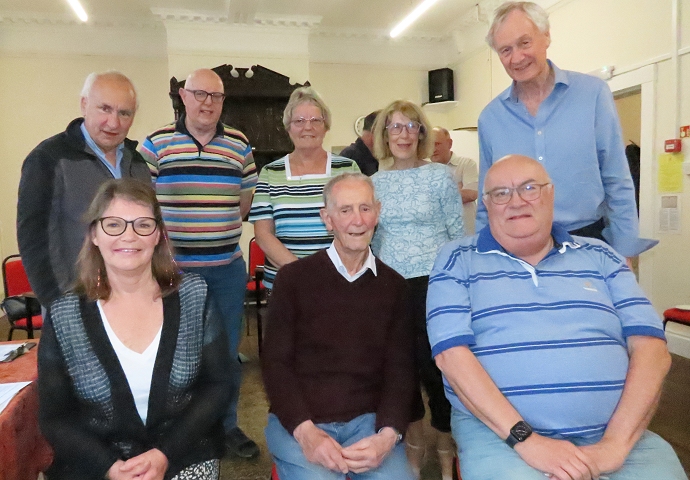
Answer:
[{"left": 225, "top": 427, "right": 260, "bottom": 459}]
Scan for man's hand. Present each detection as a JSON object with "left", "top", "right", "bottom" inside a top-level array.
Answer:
[
  {"left": 293, "top": 420, "right": 348, "bottom": 473},
  {"left": 625, "top": 257, "right": 634, "bottom": 270},
  {"left": 515, "top": 434, "right": 600, "bottom": 480},
  {"left": 340, "top": 427, "right": 397, "bottom": 473},
  {"left": 579, "top": 437, "right": 628, "bottom": 475},
  {"left": 110, "top": 449, "right": 168, "bottom": 480}
]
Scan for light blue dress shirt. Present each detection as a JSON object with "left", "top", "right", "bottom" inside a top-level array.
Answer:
[
  {"left": 477, "top": 61, "right": 657, "bottom": 257},
  {"left": 80, "top": 122, "right": 124, "bottom": 178}
]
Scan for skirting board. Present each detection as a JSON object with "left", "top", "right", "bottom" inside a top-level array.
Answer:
[{"left": 666, "top": 321, "right": 690, "bottom": 359}]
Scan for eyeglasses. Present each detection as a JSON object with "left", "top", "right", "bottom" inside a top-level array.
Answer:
[
  {"left": 99, "top": 217, "right": 158, "bottom": 236},
  {"left": 483, "top": 183, "right": 552, "bottom": 205},
  {"left": 290, "top": 117, "right": 325, "bottom": 128},
  {"left": 385, "top": 121, "right": 422, "bottom": 136},
  {"left": 185, "top": 89, "right": 225, "bottom": 104}
]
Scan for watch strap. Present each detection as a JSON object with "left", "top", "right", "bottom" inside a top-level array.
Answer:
[{"left": 378, "top": 427, "right": 403, "bottom": 444}]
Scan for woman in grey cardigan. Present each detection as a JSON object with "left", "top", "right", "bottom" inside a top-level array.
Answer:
[{"left": 38, "top": 178, "right": 233, "bottom": 480}]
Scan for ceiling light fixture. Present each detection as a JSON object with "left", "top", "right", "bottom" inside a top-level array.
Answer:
[
  {"left": 66, "top": 0, "right": 88, "bottom": 22},
  {"left": 390, "top": 0, "right": 441, "bottom": 38}
]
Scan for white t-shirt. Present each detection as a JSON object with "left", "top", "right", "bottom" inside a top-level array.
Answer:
[
  {"left": 98, "top": 301, "right": 162, "bottom": 423},
  {"left": 449, "top": 152, "right": 478, "bottom": 235}
]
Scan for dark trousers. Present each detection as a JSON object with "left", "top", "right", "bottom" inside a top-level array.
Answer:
[
  {"left": 568, "top": 218, "right": 606, "bottom": 242},
  {"left": 407, "top": 276, "right": 452, "bottom": 433}
]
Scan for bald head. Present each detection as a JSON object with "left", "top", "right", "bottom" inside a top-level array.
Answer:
[
  {"left": 431, "top": 127, "right": 453, "bottom": 164},
  {"left": 185, "top": 69, "right": 224, "bottom": 93},
  {"left": 484, "top": 155, "right": 555, "bottom": 264},
  {"left": 180, "top": 69, "right": 225, "bottom": 136}
]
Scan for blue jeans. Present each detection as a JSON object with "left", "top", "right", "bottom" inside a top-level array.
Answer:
[
  {"left": 451, "top": 409, "right": 688, "bottom": 480},
  {"left": 266, "top": 413, "right": 414, "bottom": 480},
  {"left": 184, "top": 258, "right": 247, "bottom": 433}
]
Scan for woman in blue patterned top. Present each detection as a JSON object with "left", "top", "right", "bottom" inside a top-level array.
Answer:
[
  {"left": 371, "top": 100, "right": 464, "bottom": 480},
  {"left": 38, "top": 179, "right": 232, "bottom": 480}
]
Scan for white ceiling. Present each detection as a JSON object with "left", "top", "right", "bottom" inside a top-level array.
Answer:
[{"left": 0, "top": 0, "right": 482, "bottom": 38}]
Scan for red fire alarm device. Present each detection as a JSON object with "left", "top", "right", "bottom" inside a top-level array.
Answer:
[{"left": 665, "top": 139, "right": 682, "bottom": 153}]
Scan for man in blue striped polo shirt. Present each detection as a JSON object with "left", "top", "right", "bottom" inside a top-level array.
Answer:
[{"left": 427, "top": 155, "right": 686, "bottom": 480}]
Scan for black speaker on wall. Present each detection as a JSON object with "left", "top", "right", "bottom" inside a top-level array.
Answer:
[{"left": 428, "top": 68, "right": 454, "bottom": 103}]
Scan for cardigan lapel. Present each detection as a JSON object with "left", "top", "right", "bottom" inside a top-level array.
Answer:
[
  {"left": 79, "top": 297, "right": 147, "bottom": 431},
  {"left": 146, "top": 291, "right": 181, "bottom": 428}
]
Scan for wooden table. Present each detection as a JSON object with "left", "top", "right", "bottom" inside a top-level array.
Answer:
[{"left": 0, "top": 340, "right": 53, "bottom": 480}]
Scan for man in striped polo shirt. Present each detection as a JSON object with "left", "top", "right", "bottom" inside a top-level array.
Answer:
[
  {"left": 140, "top": 68, "right": 259, "bottom": 458},
  {"left": 427, "top": 155, "right": 686, "bottom": 479}
]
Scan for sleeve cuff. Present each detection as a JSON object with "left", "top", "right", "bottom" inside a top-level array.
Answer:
[
  {"left": 603, "top": 230, "right": 659, "bottom": 257},
  {"left": 431, "top": 335, "right": 475, "bottom": 358},
  {"left": 622, "top": 325, "right": 666, "bottom": 341}
]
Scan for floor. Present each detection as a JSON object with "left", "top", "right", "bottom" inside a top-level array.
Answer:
[{"left": 3, "top": 308, "right": 689, "bottom": 479}]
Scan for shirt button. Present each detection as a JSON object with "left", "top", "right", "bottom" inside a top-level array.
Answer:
[
  {"left": 537, "top": 131, "right": 542, "bottom": 135},
  {"left": 538, "top": 156, "right": 543, "bottom": 161}
]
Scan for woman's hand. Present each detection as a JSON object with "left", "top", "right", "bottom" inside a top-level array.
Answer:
[
  {"left": 108, "top": 449, "right": 169, "bottom": 480},
  {"left": 254, "top": 219, "right": 299, "bottom": 268}
]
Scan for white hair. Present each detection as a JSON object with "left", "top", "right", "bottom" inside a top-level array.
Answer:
[
  {"left": 80, "top": 71, "right": 138, "bottom": 109},
  {"left": 486, "top": 2, "right": 550, "bottom": 50}
]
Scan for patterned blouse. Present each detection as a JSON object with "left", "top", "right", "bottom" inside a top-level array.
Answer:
[{"left": 371, "top": 162, "right": 464, "bottom": 279}]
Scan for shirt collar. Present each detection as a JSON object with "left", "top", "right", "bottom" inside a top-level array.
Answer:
[
  {"left": 476, "top": 222, "right": 580, "bottom": 257},
  {"left": 79, "top": 122, "right": 124, "bottom": 176},
  {"left": 503, "top": 60, "right": 570, "bottom": 103},
  {"left": 175, "top": 113, "right": 224, "bottom": 138},
  {"left": 326, "top": 243, "right": 377, "bottom": 282}
]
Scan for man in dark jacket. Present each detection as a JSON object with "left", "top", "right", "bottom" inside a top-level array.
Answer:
[
  {"left": 17, "top": 71, "right": 151, "bottom": 308},
  {"left": 339, "top": 110, "right": 380, "bottom": 176}
]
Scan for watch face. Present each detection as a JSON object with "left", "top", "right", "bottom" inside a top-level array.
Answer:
[
  {"left": 354, "top": 115, "right": 366, "bottom": 136},
  {"left": 511, "top": 421, "right": 532, "bottom": 442}
]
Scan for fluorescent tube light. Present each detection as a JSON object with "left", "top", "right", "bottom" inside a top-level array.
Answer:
[
  {"left": 66, "top": 0, "right": 88, "bottom": 22},
  {"left": 390, "top": 0, "right": 440, "bottom": 38}
]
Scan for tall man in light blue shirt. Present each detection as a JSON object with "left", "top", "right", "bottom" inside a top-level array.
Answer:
[
  {"left": 17, "top": 72, "right": 151, "bottom": 307},
  {"left": 476, "top": 1, "right": 656, "bottom": 259}
]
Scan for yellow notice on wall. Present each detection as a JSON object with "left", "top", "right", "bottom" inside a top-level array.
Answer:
[{"left": 658, "top": 153, "right": 684, "bottom": 193}]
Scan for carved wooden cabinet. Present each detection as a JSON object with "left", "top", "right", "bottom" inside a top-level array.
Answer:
[{"left": 169, "top": 64, "right": 308, "bottom": 171}]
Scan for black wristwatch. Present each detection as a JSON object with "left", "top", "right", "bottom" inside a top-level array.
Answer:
[{"left": 505, "top": 420, "right": 533, "bottom": 448}]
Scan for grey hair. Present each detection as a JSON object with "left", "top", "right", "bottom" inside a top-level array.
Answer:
[
  {"left": 80, "top": 71, "right": 139, "bottom": 109},
  {"left": 433, "top": 126, "right": 451, "bottom": 138},
  {"left": 322, "top": 173, "right": 376, "bottom": 208},
  {"left": 486, "top": 2, "right": 550, "bottom": 50},
  {"left": 283, "top": 86, "right": 332, "bottom": 131}
]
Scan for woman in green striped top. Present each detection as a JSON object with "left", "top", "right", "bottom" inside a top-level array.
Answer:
[{"left": 248, "top": 87, "right": 360, "bottom": 289}]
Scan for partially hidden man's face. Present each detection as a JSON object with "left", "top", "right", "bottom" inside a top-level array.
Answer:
[
  {"left": 484, "top": 156, "right": 554, "bottom": 255},
  {"left": 80, "top": 78, "right": 137, "bottom": 154},
  {"left": 321, "top": 179, "right": 380, "bottom": 257},
  {"left": 431, "top": 131, "right": 452, "bottom": 164},
  {"left": 492, "top": 9, "right": 551, "bottom": 84}
]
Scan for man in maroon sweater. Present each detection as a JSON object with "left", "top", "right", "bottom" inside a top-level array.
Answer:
[{"left": 262, "top": 173, "right": 416, "bottom": 479}]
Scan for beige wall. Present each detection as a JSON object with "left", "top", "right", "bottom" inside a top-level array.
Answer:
[
  {"left": 0, "top": 38, "right": 438, "bottom": 277},
  {"left": 308, "top": 62, "right": 447, "bottom": 150},
  {"left": 0, "top": 53, "right": 171, "bottom": 263},
  {"left": 615, "top": 92, "right": 642, "bottom": 147},
  {"left": 3, "top": 0, "right": 689, "bottom": 312}
]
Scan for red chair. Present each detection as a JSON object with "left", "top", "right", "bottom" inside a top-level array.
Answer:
[
  {"left": 247, "top": 238, "right": 267, "bottom": 354},
  {"left": 663, "top": 308, "right": 690, "bottom": 328},
  {"left": 1, "top": 254, "right": 43, "bottom": 340}
]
